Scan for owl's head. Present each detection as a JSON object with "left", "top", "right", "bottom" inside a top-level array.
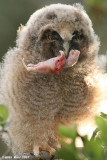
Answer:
[{"left": 17, "top": 3, "right": 100, "bottom": 70}]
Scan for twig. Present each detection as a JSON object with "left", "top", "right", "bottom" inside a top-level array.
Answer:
[
  {"left": 0, "top": 152, "right": 36, "bottom": 160},
  {"left": 0, "top": 129, "right": 57, "bottom": 160},
  {"left": 1, "top": 130, "right": 12, "bottom": 156},
  {"left": 90, "top": 128, "right": 99, "bottom": 140},
  {"left": 0, "top": 151, "right": 56, "bottom": 160}
]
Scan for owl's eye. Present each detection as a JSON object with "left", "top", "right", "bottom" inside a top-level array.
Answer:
[
  {"left": 48, "top": 35, "right": 52, "bottom": 40},
  {"left": 48, "top": 31, "right": 59, "bottom": 41},
  {"left": 48, "top": 34, "right": 56, "bottom": 41},
  {"left": 72, "top": 30, "right": 83, "bottom": 41},
  {"left": 74, "top": 35, "right": 80, "bottom": 40},
  {"left": 43, "top": 30, "right": 60, "bottom": 41}
]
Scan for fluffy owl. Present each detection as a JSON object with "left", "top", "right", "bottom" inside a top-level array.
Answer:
[{"left": 0, "top": 3, "right": 107, "bottom": 157}]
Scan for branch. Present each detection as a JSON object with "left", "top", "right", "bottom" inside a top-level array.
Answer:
[
  {"left": 0, "top": 151, "right": 56, "bottom": 160},
  {"left": 0, "top": 129, "right": 57, "bottom": 160}
]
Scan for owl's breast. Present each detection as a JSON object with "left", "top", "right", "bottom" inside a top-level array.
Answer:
[
  {"left": 29, "top": 73, "right": 90, "bottom": 117},
  {"left": 9, "top": 70, "right": 94, "bottom": 120}
]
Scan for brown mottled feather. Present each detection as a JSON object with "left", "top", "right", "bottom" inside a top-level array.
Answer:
[{"left": 0, "top": 3, "right": 107, "bottom": 155}]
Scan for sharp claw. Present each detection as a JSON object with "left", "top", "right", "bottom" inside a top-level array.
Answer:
[{"left": 33, "top": 146, "right": 56, "bottom": 159}]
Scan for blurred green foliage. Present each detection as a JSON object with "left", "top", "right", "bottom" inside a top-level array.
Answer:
[
  {"left": 57, "top": 113, "right": 107, "bottom": 160},
  {"left": 0, "top": 105, "right": 10, "bottom": 157},
  {"left": 0, "top": 104, "right": 9, "bottom": 128}
]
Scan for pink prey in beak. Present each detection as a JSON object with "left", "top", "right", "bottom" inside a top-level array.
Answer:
[{"left": 22, "top": 50, "right": 80, "bottom": 74}]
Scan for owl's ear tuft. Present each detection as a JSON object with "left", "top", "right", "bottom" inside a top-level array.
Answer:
[
  {"left": 46, "top": 11, "right": 57, "bottom": 19},
  {"left": 73, "top": 3, "right": 84, "bottom": 11},
  {"left": 16, "top": 25, "right": 30, "bottom": 49},
  {"left": 17, "top": 24, "right": 25, "bottom": 35}
]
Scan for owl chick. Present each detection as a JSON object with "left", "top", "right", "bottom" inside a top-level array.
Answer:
[{"left": 0, "top": 3, "right": 107, "bottom": 157}]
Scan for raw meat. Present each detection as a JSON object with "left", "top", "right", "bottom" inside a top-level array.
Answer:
[{"left": 22, "top": 50, "right": 80, "bottom": 74}]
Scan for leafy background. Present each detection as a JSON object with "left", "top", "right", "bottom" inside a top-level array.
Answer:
[
  {"left": 0, "top": 0, "right": 107, "bottom": 158},
  {"left": 57, "top": 112, "right": 107, "bottom": 160}
]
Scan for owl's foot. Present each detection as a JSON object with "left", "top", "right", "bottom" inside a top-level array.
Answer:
[{"left": 33, "top": 145, "right": 56, "bottom": 159}]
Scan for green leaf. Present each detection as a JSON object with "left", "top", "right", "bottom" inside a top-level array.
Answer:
[
  {"left": 91, "top": 128, "right": 99, "bottom": 140},
  {"left": 96, "top": 116, "right": 107, "bottom": 143},
  {"left": 57, "top": 147, "right": 74, "bottom": 160},
  {"left": 84, "top": 139, "right": 103, "bottom": 160},
  {"left": 58, "top": 124, "right": 77, "bottom": 139},
  {"left": 57, "top": 143, "right": 79, "bottom": 160},
  {"left": 57, "top": 114, "right": 107, "bottom": 160},
  {"left": 80, "top": 135, "right": 89, "bottom": 145},
  {"left": 100, "top": 112, "right": 107, "bottom": 120},
  {"left": 0, "top": 104, "right": 9, "bottom": 123}
]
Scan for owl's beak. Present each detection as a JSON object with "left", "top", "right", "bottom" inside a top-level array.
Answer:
[{"left": 63, "top": 41, "right": 69, "bottom": 58}]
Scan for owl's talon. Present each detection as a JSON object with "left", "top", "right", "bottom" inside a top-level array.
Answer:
[
  {"left": 40, "top": 147, "right": 56, "bottom": 156},
  {"left": 33, "top": 146, "right": 56, "bottom": 159}
]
